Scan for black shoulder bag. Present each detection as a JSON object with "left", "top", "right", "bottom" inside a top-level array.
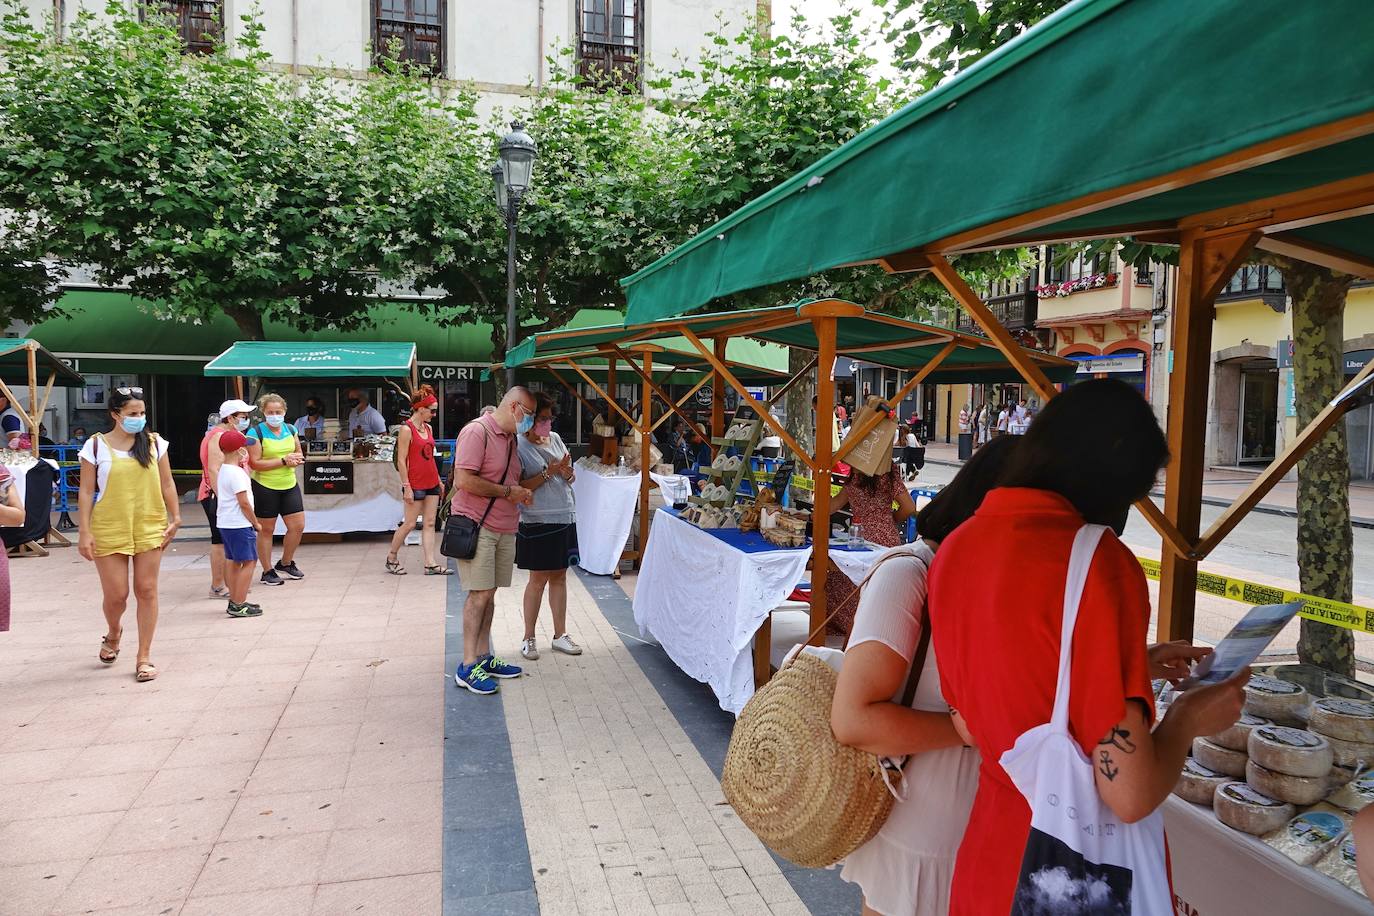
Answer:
[{"left": 440, "top": 427, "right": 515, "bottom": 560}]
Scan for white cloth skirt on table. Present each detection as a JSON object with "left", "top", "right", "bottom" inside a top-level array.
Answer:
[{"left": 839, "top": 744, "right": 980, "bottom": 916}]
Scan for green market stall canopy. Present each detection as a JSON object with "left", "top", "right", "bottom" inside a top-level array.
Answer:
[
  {"left": 507, "top": 302, "right": 1077, "bottom": 385},
  {"left": 620, "top": 0, "right": 1374, "bottom": 323},
  {"left": 204, "top": 341, "right": 417, "bottom": 378},
  {"left": 0, "top": 338, "right": 84, "bottom": 388}
]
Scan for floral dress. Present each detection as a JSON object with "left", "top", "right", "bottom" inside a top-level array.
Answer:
[{"left": 826, "top": 469, "right": 906, "bottom": 639}]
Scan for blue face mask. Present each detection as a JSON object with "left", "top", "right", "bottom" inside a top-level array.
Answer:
[
  {"left": 236, "top": 417, "right": 251, "bottom": 432},
  {"left": 265, "top": 414, "right": 285, "bottom": 428},
  {"left": 516, "top": 411, "right": 535, "bottom": 435},
  {"left": 121, "top": 416, "right": 147, "bottom": 435}
]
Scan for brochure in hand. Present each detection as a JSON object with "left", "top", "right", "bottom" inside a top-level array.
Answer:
[{"left": 1180, "top": 601, "right": 1304, "bottom": 689}]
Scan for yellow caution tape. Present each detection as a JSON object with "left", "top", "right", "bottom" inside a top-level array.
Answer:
[{"left": 1136, "top": 556, "right": 1374, "bottom": 633}]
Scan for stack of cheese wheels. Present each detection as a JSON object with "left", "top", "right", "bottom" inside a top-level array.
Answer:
[
  {"left": 1246, "top": 725, "right": 1334, "bottom": 806},
  {"left": 1192, "top": 736, "right": 1247, "bottom": 778},
  {"left": 1210, "top": 713, "right": 1271, "bottom": 752},
  {"left": 1174, "top": 757, "right": 1229, "bottom": 804},
  {"left": 1308, "top": 696, "right": 1374, "bottom": 770},
  {"left": 1213, "top": 780, "right": 1295, "bottom": 835},
  {"left": 1243, "top": 675, "right": 1308, "bottom": 723}
]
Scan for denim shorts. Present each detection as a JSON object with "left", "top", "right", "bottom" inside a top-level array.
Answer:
[{"left": 221, "top": 526, "right": 258, "bottom": 563}]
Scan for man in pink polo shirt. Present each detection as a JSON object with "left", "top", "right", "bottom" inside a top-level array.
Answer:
[{"left": 451, "top": 386, "right": 536, "bottom": 695}]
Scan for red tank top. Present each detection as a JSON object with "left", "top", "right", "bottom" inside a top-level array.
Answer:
[{"left": 404, "top": 420, "right": 440, "bottom": 489}]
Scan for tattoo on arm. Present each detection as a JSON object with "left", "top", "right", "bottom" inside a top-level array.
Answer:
[
  {"left": 1098, "top": 749, "right": 1119, "bottom": 781},
  {"left": 1098, "top": 726, "right": 1136, "bottom": 754}
]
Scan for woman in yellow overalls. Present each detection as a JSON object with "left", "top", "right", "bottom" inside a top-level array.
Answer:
[
  {"left": 246, "top": 393, "right": 306, "bottom": 587},
  {"left": 78, "top": 387, "right": 181, "bottom": 682}
]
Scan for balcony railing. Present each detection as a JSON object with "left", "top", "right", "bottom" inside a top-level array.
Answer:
[
  {"left": 956, "top": 278, "right": 1038, "bottom": 333},
  {"left": 1218, "top": 263, "right": 1285, "bottom": 307},
  {"left": 578, "top": 40, "right": 641, "bottom": 92},
  {"left": 375, "top": 16, "right": 444, "bottom": 76}
]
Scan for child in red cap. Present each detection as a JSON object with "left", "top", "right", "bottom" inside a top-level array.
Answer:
[{"left": 216, "top": 430, "right": 263, "bottom": 617}]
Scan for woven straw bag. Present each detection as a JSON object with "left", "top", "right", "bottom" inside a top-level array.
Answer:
[{"left": 721, "top": 549, "right": 930, "bottom": 868}]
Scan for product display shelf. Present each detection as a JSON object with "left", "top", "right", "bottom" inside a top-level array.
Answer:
[{"left": 689, "top": 410, "right": 765, "bottom": 508}]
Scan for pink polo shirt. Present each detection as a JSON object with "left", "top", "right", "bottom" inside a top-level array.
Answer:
[{"left": 451, "top": 413, "right": 522, "bottom": 535}]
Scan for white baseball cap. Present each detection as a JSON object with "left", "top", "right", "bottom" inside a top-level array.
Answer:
[{"left": 219, "top": 398, "right": 253, "bottom": 419}]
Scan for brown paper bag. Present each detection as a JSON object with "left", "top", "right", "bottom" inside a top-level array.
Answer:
[{"left": 843, "top": 397, "right": 896, "bottom": 477}]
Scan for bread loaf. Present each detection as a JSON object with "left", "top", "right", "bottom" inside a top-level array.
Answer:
[
  {"left": 1248, "top": 725, "right": 1333, "bottom": 777},
  {"left": 1192, "top": 736, "right": 1247, "bottom": 778},
  {"left": 1213, "top": 781, "right": 1295, "bottom": 835},
  {"left": 1243, "top": 675, "right": 1308, "bottom": 722},
  {"left": 1245, "top": 759, "right": 1328, "bottom": 806},
  {"left": 1211, "top": 713, "right": 1271, "bottom": 752},
  {"left": 1310, "top": 696, "right": 1374, "bottom": 743}
]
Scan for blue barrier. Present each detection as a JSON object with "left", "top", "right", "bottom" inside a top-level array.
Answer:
[{"left": 39, "top": 444, "right": 80, "bottom": 530}]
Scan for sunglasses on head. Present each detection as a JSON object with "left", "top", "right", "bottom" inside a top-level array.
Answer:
[{"left": 115, "top": 386, "right": 144, "bottom": 397}]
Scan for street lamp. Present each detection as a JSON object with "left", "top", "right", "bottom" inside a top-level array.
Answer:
[{"left": 493, "top": 121, "right": 537, "bottom": 388}]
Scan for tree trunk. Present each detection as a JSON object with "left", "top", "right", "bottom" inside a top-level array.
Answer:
[
  {"left": 1275, "top": 257, "right": 1355, "bottom": 676},
  {"left": 785, "top": 346, "right": 815, "bottom": 456},
  {"left": 222, "top": 304, "right": 265, "bottom": 341}
]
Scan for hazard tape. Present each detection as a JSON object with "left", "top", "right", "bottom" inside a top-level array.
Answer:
[{"left": 1136, "top": 557, "right": 1374, "bottom": 634}]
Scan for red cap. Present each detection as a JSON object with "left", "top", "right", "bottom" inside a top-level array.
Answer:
[{"left": 219, "top": 430, "right": 249, "bottom": 453}]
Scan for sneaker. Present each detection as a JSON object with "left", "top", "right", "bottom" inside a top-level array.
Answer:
[
  {"left": 479, "top": 654, "right": 523, "bottom": 679},
  {"left": 520, "top": 638, "right": 540, "bottom": 660},
  {"left": 453, "top": 661, "right": 498, "bottom": 695},
  {"left": 209, "top": 585, "right": 229, "bottom": 599},
  {"left": 551, "top": 634, "right": 583, "bottom": 656},
  {"left": 260, "top": 569, "right": 284, "bottom": 587},
  {"left": 226, "top": 601, "right": 263, "bottom": 618},
  {"left": 275, "top": 561, "right": 304, "bottom": 580}
]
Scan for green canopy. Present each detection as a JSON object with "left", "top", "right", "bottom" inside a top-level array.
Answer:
[
  {"left": 621, "top": 0, "right": 1374, "bottom": 323},
  {"left": 204, "top": 341, "right": 417, "bottom": 378},
  {"left": 508, "top": 301, "right": 1078, "bottom": 385},
  {"left": 0, "top": 339, "right": 85, "bottom": 388}
]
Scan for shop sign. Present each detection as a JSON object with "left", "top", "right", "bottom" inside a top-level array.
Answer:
[
  {"left": 304, "top": 461, "right": 354, "bottom": 495},
  {"left": 1284, "top": 370, "right": 1296, "bottom": 418},
  {"left": 419, "top": 365, "right": 480, "bottom": 382},
  {"left": 1345, "top": 349, "right": 1374, "bottom": 374},
  {"left": 1073, "top": 353, "right": 1145, "bottom": 374},
  {"left": 1277, "top": 338, "right": 1294, "bottom": 369},
  {"left": 695, "top": 386, "right": 713, "bottom": 407}
]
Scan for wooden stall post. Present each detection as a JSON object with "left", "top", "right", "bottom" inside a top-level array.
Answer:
[
  {"left": 1158, "top": 229, "right": 1260, "bottom": 641},
  {"left": 638, "top": 349, "right": 653, "bottom": 570},
  {"left": 26, "top": 344, "right": 38, "bottom": 458},
  {"left": 712, "top": 337, "right": 727, "bottom": 439},
  {"left": 607, "top": 354, "right": 618, "bottom": 422}
]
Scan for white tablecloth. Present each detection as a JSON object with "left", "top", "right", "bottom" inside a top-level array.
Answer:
[
  {"left": 633, "top": 508, "right": 889, "bottom": 715},
  {"left": 649, "top": 471, "right": 691, "bottom": 505},
  {"left": 572, "top": 469, "right": 639, "bottom": 575},
  {"left": 1164, "top": 795, "right": 1372, "bottom": 914}
]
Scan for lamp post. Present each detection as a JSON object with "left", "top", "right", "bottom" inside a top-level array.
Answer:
[{"left": 493, "top": 121, "right": 537, "bottom": 389}]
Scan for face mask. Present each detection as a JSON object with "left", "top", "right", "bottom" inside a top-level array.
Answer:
[
  {"left": 265, "top": 414, "right": 285, "bottom": 428},
  {"left": 307, "top": 406, "right": 320, "bottom": 415},
  {"left": 236, "top": 417, "right": 250, "bottom": 432},
  {"left": 348, "top": 398, "right": 360, "bottom": 409},
  {"left": 121, "top": 416, "right": 146, "bottom": 435},
  {"left": 516, "top": 412, "right": 535, "bottom": 435},
  {"left": 533, "top": 418, "right": 553, "bottom": 437}
]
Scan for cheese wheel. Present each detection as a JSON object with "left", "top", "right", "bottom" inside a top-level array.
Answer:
[
  {"left": 1243, "top": 675, "right": 1308, "bottom": 721},
  {"left": 1316, "top": 834, "right": 1365, "bottom": 896},
  {"left": 1328, "top": 773, "right": 1374, "bottom": 813},
  {"left": 1210, "top": 713, "right": 1272, "bottom": 752},
  {"left": 1213, "top": 781, "right": 1295, "bottom": 835},
  {"left": 1192, "top": 736, "right": 1247, "bottom": 778},
  {"left": 1324, "top": 733, "right": 1374, "bottom": 769},
  {"left": 1247, "top": 725, "right": 1333, "bottom": 777},
  {"left": 1245, "top": 759, "right": 1328, "bottom": 806},
  {"left": 1173, "top": 757, "right": 1228, "bottom": 805},
  {"left": 1262, "top": 805, "right": 1352, "bottom": 866},
  {"left": 1310, "top": 696, "right": 1374, "bottom": 743}
]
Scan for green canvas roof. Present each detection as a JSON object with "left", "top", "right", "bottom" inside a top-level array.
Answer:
[
  {"left": 204, "top": 341, "right": 417, "bottom": 378},
  {"left": 0, "top": 339, "right": 85, "bottom": 388},
  {"left": 508, "top": 301, "right": 1078, "bottom": 385},
  {"left": 621, "top": 0, "right": 1374, "bottom": 323}
]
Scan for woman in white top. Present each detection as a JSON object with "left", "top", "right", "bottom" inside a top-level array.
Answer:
[{"left": 831, "top": 435, "right": 1021, "bottom": 916}]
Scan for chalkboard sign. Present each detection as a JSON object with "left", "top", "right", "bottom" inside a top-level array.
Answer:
[
  {"left": 769, "top": 460, "right": 795, "bottom": 498},
  {"left": 305, "top": 461, "right": 354, "bottom": 495}
]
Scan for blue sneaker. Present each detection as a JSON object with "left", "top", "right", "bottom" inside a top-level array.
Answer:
[
  {"left": 479, "top": 654, "right": 523, "bottom": 679},
  {"left": 453, "top": 662, "right": 499, "bottom": 695}
]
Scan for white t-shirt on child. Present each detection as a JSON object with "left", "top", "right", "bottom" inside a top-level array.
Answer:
[{"left": 216, "top": 463, "right": 254, "bottom": 529}]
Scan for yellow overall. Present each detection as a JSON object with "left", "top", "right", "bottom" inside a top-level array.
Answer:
[{"left": 90, "top": 434, "right": 167, "bottom": 557}]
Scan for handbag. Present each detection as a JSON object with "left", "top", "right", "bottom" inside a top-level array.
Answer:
[
  {"left": 439, "top": 429, "right": 514, "bottom": 560},
  {"left": 721, "top": 546, "right": 933, "bottom": 868},
  {"left": 1001, "top": 525, "right": 1171, "bottom": 914}
]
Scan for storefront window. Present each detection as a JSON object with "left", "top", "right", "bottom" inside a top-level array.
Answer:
[{"left": 1239, "top": 368, "right": 1278, "bottom": 463}]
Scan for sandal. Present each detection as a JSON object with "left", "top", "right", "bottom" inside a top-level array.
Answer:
[
  {"left": 385, "top": 555, "right": 407, "bottom": 576},
  {"left": 99, "top": 628, "right": 122, "bottom": 665},
  {"left": 424, "top": 565, "right": 453, "bottom": 576},
  {"left": 135, "top": 662, "right": 158, "bottom": 683}
]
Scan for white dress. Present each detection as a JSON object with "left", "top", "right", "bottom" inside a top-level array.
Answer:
[{"left": 838, "top": 542, "right": 980, "bottom": 916}]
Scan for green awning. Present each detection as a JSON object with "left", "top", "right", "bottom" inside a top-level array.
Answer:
[
  {"left": 0, "top": 339, "right": 85, "bottom": 388},
  {"left": 204, "top": 341, "right": 416, "bottom": 378},
  {"left": 508, "top": 301, "right": 1078, "bottom": 385},
  {"left": 621, "top": 0, "right": 1374, "bottom": 322}
]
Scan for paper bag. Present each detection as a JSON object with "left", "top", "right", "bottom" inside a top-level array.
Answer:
[{"left": 843, "top": 397, "right": 896, "bottom": 477}]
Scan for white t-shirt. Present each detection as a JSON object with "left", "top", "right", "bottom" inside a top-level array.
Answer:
[
  {"left": 905, "top": 433, "right": 919, "bottom": 448},
  {"left": 996, "top": 409, "right": 1010, "bottom": 431},
  {"left": 216, "top": 462, "right": 254, "bottom": 529},
  {"left": 346, "top": 404, "right": 387, "bottom": 436},
  {"left": 79, "top": 434, "right": 169, "bottom": 503}
]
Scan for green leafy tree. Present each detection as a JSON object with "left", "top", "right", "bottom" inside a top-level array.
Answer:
[{"left": 880, "top": 0, "right": 1064, "bottom": 90}]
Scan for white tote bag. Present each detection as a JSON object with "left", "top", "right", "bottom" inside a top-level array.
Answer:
[{"left": 1000, "top": 525, "right": 1172, "bottom": 914}]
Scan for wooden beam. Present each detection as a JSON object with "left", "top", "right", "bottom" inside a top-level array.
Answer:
[
  {"left": 1179, "top": 172, "right": 1374, "bottom": 235},
  {"left": 561, "top": 361, "right": 638, "bottom": 430},
  {"left": 610, "top": 346, "right": 714, "bottom": 453},
  {"left": 711, "top": 336, "right": 727, "bottom": 440},
  {"left": 650, "top": 375, "right": 711, "bottom": 434},
  {"left": 834, "top": 341, "right": 957, "bottom": 464},
  {"left": 754, "top": 615, "right": 773, "bottom": 689},
  {"left": 878, "top": 251, "right": 932, "bottom": 274},
  {"left": 1158, "top": 229, "right": 1261, "bottom": 642},
  {"left": 1257, "top": 233, "right": 1374, "bottom": 280},
  {"left": 26, "top": 344, "right": 37, "bottom": 458},
  {"left": 809, "top": 314, "right": 837, "bottom": 646},
  {"left": 547, "top": 367, "right": 598, "bottom": 418},
  {"left": 1194, "top": 354, "right": 1374, "bottom": 558},
  {"left": 928, "top": 255, "right": 1060, "bottom": 402},
  {"left": 764, "top": 355, "right": 818, "bottom": 408},
  {"left": 679, "top": 328, "right": 817, "bottom": 470},
  {"left": 638, "top": 349, "right": 653, "bottom": 570},
  {"left": 34, "top": 371, "right": 56, "bottom": 432}
]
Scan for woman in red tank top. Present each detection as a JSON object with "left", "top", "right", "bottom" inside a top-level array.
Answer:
[{"left": 387, "top": 385, "right": 449, "bottom": 575}]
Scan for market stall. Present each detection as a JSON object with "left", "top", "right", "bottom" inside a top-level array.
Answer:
[
  {"left": 204, "top": 341, "right": 417, "bottom": 535},
  {"left": 0, "top": 340, "right": 85, "bottom": 557}
]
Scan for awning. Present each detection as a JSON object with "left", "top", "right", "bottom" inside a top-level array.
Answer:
[
  {"left": 0, "top": 339, "right": 85, "bottom": 388},
  {"left": 508, "top": 301, "right": 1078, "bottom": 385},
  {"left": 204, "top": 342, "right": 417, "bottom": 378},
  {"left": 620, "top": 0, "right": 1374, "bottom": 323}
]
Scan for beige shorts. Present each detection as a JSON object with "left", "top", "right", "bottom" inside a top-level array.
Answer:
[{"left": 455, "top": 527, "right": 516, "bottom": 591}]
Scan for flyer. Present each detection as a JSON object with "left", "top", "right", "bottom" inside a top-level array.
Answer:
[{"left": 1180, "top": 601, "right": 1304, "bottom": 689}]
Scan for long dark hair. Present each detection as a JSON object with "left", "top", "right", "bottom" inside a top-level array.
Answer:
[
  {"left": 998, "top": 379, "right": 1168, "bottom": 530},
  {"left": 916, "top": 435, "right": 1021, "bottom": 543},
  {"left": 847, "top": 465, "right": 898, "bottom": 494},
  {"left": 108, "top": 389, "right": 154, "bottom": 468}
]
